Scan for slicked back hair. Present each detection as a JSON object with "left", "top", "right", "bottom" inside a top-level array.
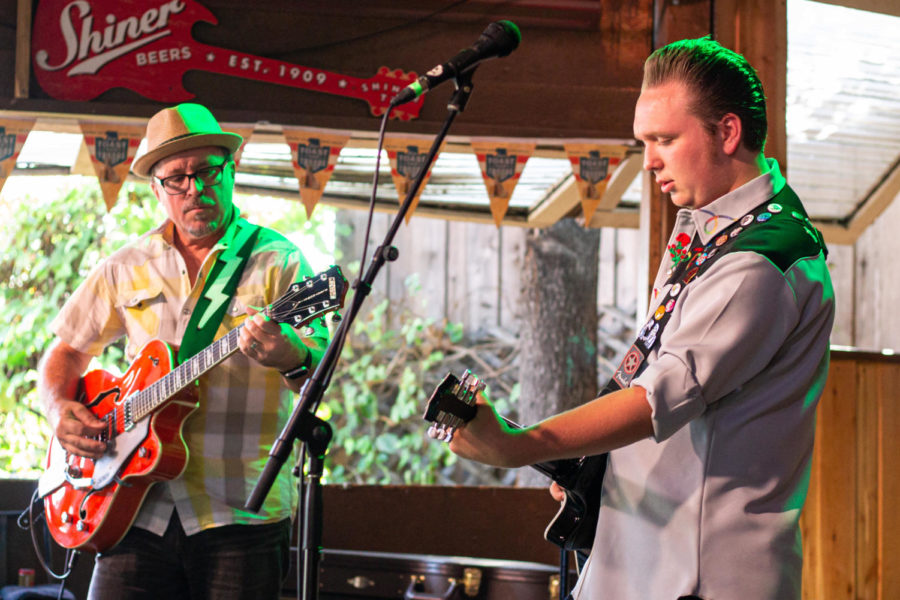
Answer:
[{"left": 643, "top": 37, "right": 767, "bottom": 153}]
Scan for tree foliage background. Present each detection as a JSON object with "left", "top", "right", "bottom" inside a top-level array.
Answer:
[
  {"left": 0, "top": 178, "right": 516, "bottom": 486},
  {"left": 0, "top": 179, "right": 164, "bottom": 476}
]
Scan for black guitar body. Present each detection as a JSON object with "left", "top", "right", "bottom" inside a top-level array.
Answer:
[{"left": 541, "top": 453, "right": 607, "bottom": 551}]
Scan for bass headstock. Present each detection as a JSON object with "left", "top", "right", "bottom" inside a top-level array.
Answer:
[{"left": 424, "top": 370, "right": 484, "bottom": 442}]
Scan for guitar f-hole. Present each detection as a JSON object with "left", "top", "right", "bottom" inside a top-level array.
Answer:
[
  {"left": 78, "top": 488, "right": 97, "bottom": 519},
  {"left": 85, "top": 388, "right": 120, "bottom": 410}
]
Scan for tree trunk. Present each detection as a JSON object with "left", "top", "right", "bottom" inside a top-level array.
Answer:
[{"left": 516, "top": 218, "right": 600, "bottom": 487}]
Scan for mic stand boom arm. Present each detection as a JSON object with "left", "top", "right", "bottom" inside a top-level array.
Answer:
[{"left": 246, "top": 69, "right": 478, "bottom": 600}]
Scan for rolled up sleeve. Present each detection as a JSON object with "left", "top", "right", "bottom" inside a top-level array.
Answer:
[{"left": 634, "top": 252, "right": 800, "bottom": 441}]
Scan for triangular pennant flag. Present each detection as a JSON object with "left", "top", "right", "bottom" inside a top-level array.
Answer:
[
  {"left": 471, "top": 139, "right": 535, "bottom": 227},
  {"left": 0, "top": 118, "right": 36, "bottom": 196},
  {"left": 563, "top": 143, "right": 627, "bottom": 225},
  {"left": 79, "top": 121, "right": 145, "bottom": 211},
  {"left": 282, "top": 127, "right": 350, "bottom": 218},
  {"left": 220, "top": 123, "right": 255, "bottom": 168},
  {"left": 384, "top": 135, "right": 445, "bottom": 223}
]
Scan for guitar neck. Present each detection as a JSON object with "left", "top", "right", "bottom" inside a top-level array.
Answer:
[
  {"left": 498, "top": 416, "right": 583, "bottom": 486},
  {"left": 127, "top": 324, "right": 245, "bottom": 426}
]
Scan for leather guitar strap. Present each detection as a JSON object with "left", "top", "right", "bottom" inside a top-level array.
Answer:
[
  {"left": 177, "top": 221, "right": 260, "bottom": 363},
  {"left": 605, "top": 186, "right": 823, "bottom": 396}
]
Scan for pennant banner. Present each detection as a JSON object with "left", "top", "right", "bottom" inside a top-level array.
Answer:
[
  {"left": 79, "top": 121, "right": 145, "bottom": 211},
  {"left": 384, "top": 136, "right": 445, "bottom": 223},
  {"left": 282, "top": 127, "right": 350, "bottom": 218},
  {"left": 563, "top": 143, "right": 627, "bottom": 225},
  {"left": 0, "top": 118, "right": 36, "bottom": 196},
  {"left": 470, "top": 140, "right": 535, "bottom": 227},
  {"left": 220, "top": 123, "right": 255, "bottom": 168}
]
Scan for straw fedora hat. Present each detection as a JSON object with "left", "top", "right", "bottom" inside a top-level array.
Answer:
[{"left": 132, "top": 103, "right": 243, "bottom": 178}]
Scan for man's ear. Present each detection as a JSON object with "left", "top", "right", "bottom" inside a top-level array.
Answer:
[
  {"left": 149, "top": 179, "right": 164, "bottom": 202},
  {"left": 719, "top": 113, "right": 743, "bottom": 156}
]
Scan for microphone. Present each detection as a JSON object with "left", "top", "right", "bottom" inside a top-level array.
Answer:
[{"left": 390, "top": 20, "right": 521, "bottom": 107}]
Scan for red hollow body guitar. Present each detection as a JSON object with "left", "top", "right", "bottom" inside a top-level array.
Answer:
[{"left": 38, "top": 265, "right": 347, "bottom": 552}]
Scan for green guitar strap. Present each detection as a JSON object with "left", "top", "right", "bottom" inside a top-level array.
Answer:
[{"left": 177, "top": 220, "right": 261, "bottom": 363}]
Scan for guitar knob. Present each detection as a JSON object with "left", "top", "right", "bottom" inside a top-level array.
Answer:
[
  {"left": 75, "top": 520, "right": 88, "bottom": 532},
  {"left": 60, "top": 512, "right": 69, "bottom": 524},
  {"left": 139, "top": 447, "right": 150, "bottom": 458}
]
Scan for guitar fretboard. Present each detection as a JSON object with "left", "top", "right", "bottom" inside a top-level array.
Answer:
[
  {"left": 125, "top": 324, "right": 246, "bottom": 430},
  {"left": 96, "top": 265, "right": 346, "bottom": 439}
]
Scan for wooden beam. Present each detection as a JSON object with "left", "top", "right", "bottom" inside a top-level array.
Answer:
[
  {"left": 815, "top": 223, "right": 857, "bottom": 246},
  {"left": 11, "top": 115, "right": 631, "bottom": 161},
  {"left": 595, "top": 152, "right": 643, "bottom": 213},
  {"left": 14, "top": 0, "right": 31, "bottom": 99},
  {"left": 526, "top": 174, "right": 580, "bottom": 228},
  {"left": 844, "top": 156, "right": 900, "bottom": 243},
  {"left": 584, "top": 209, "right": 640, "bottom": 229},
  {"left": 641, "top": 170, "right": 676, "bottom": 304},
  {"left": 814, "top": 0, "right": 900, "bottom": 17}
]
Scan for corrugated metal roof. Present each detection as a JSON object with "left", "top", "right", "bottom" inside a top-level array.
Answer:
[{"left": 787, "top": 0, "right": 900, "bottom": 222}]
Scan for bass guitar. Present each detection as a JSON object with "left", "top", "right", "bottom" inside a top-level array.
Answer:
[
  {"left": 424, "top": 370, "right": 606, "bottom": 552},
  {"left": 38, "top": 265, "right": 348, "bottom": 552}
]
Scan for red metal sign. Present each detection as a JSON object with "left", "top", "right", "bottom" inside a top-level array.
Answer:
[{"left": 31, "top": 0, "right": 424, "bottom": 120}]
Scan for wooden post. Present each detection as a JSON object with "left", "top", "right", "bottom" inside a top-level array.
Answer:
[
  {"left": 640, "top": 0, "right": 788, "bottom": 305},
  {"left": 639, "top": 0, "right": 712, "bottom": 303},
  {"left": 15, "top": 0, "right": 31, "bottom": 99},
  {"left": 714, "top": 0, "right": 788, "bottom": 170},
  {"left": 639, "top": 170, "right": 677, "bottom": 312}
]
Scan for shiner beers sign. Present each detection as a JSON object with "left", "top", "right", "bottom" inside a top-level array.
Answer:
[{"left": 31, "top": 0, "right": 424, "bottom": 119}]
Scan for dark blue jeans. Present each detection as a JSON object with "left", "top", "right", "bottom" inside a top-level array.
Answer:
[{"left": 87, "top": 512, "right": 290, "bottom": 600}]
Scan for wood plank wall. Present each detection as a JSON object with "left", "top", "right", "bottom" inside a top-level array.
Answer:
[
  {"left": 335, "top": 211, "right": 641, "bottom": 338},
  {"left": 801, "top": 350, "right": 900, "bottom": 599}
]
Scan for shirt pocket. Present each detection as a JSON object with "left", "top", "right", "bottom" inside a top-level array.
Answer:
[
  {"left": 224, "top": 294, "right": 265, "bottom": 328},
  {"left": 118, "top": 286, "right": 165, "bottom": 354}
]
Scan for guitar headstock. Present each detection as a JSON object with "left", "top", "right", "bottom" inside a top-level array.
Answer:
[
  {"left": 268, "top": 265, "right": 348, "bottom": 329},
  {"left": 424, "top": 370, "right": 484, "bottom": 442}
]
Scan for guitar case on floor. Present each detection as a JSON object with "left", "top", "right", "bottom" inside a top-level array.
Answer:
[{"left": 286, "top": 548, "right": 576, "bottom": 600}]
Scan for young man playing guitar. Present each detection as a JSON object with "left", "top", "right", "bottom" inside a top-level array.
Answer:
[
  {"left": 447, "top": 38, "right": 835, "bottom": 600},
  {"left": 38, "top": 103, "right": 329, "bottom": 599}
]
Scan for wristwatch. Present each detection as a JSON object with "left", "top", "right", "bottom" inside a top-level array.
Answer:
[{"left": 280, "top": 348, "right": 312, "bottom": 380}]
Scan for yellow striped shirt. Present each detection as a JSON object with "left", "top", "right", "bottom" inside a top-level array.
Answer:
[{"left": 51, "top": 212, "right": 326, "bottom": 536}]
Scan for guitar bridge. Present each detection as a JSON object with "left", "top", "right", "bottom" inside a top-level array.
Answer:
[{"left": 123, "top": 400, "right": 134, "bottom": 431}]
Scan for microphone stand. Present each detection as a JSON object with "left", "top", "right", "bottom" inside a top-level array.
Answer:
[{"left": 246, "top": 68, "right": 479, "bottom": 600}]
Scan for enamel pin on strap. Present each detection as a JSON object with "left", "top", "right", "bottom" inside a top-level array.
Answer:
[{"left": 612, "top": 200, "right": 790, "bottom": 393}]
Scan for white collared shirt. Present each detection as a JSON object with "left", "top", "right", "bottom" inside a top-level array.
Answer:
[{"left": 574, "top": 160, "right": 835, "bottom": 599}]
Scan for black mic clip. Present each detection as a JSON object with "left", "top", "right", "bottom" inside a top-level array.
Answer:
[{"left": 447, "top": 67, "right": 477, "bottom": 113}]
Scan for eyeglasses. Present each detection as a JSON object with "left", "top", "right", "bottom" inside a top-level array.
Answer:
[{"left": 154, "top": 162, "right": 229, "bottom": 195}]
